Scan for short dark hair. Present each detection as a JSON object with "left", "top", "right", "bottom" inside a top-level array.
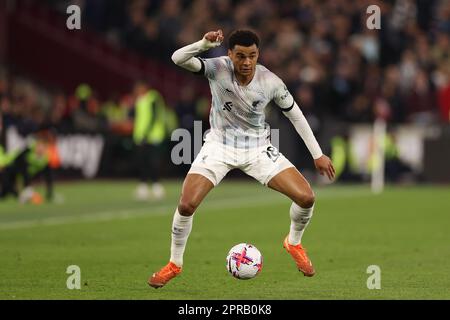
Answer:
[{"left": 228, "top": 30, "right": 260, "bottom": 50}]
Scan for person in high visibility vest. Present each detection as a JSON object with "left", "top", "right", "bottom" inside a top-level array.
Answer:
[
  {"left": 132, "top": 82, "right": 178, "bottom": 201},
  {"left": 0, "top": 130, "right": 60, "bottom": 203},
  {"left": 330, "top": 134, "right": 363, "bottom": 182}
]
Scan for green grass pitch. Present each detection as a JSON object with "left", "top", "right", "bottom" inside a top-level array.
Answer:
[{"left": 0, "top": 180, "right": 449, "bottom": 299}]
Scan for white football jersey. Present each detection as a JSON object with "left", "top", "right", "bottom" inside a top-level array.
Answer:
[{"left": 198, "top": 56, "right": 295, "bottom": 148}]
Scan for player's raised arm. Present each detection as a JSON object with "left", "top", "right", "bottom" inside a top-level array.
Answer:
[
  {"left": 171, "top": 30, "right": 224, "bottom": 73},
  {"left": 272, "top": 81, "right": 336, "bottom": 181}
]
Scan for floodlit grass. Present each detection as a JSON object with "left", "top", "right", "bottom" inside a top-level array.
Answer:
[{"left": 0, "top": 180, "right": 449, "bottom": 299}]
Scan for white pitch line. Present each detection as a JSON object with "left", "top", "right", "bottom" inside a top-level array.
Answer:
[
  {"left": 0, "top": 189, "right": 372, "bottom": 230},
  {"left": 0, "top": 194, "right": 286, "bottom": 230}
]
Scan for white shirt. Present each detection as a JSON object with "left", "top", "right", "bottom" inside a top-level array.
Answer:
[
  {"left": 171, "top": 39, "right": 323, "bottom": 159},
  {"left": 200, "top": 56, "right": 294, "bottom": 148}
]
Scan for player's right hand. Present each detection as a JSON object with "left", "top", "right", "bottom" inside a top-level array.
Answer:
[{"left": 202, "top": 29, "right": 224, "bottom": 49}]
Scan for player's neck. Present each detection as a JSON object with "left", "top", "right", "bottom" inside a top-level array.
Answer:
[{"left": 234, "top": 70, "right": 255, "bottom": 86}]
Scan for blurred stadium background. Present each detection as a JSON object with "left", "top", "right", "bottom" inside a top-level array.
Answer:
[{"left": 0, "top": 0, "right": 449, "bottom": 299}]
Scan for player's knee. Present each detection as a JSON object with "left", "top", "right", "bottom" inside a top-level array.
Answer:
[
  {"left": 178, "top": 200, "right": 197, "bottom": 216},
  {"left": 302, "top": 191, "right": 315, "bottom": 208},
  {"left": 295, "top": 191, "right": 315, "bottom": 208}
]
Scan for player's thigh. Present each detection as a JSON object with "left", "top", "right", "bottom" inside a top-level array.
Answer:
[
  {"left": 267, "top": 167, "right": 315, "bottom": 208},
  {"left": 243, "top": 144, "right": 294, "bottom": 186},
  {"left": 189, "top": 139, "right": 231, "bottom": 185},
  {"left": 178, "top": 173, "right": 215, "bottom": 215},
  {"left": 180, "top": 139, "right": 229, "bottom": 213}
]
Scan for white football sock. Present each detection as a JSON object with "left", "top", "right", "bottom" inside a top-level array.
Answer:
[
  {"left": 288, "top": 202, "right": 314, "bottom": 246},
  {"left": 170, "top": 208, "right": 193, "bottom": 267}
]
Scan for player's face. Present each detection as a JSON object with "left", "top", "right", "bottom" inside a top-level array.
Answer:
[{"left": 228, "top": 44, "right": 259, "bottom": 77}]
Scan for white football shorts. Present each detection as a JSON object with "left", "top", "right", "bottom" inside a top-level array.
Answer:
[{"left": 188, "top": 138, "right": 295, "bottom": 187}]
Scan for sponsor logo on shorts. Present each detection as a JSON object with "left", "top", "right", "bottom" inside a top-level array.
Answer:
[{"left": 263, "top": 146, "right": 280, "bottom": 163}]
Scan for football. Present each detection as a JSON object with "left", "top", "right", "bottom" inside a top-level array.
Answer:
[{"left": 226, "top": 243, "right": 263, "bottom": 280}]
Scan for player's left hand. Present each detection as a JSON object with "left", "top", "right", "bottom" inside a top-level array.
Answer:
[{"left": 314, "top": 155, "right": 335, "bottom": 181}]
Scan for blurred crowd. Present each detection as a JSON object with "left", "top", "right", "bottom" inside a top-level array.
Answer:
[
  {"left": 3, "top": 0, "right": 450, "bottom": 144},
  {"left": 0, "top": 67, "right": 125, "bottom": 138},
  {"left": 71, "top": 0, "right": 450, "bottom": 126},
  {"left": 2, "top": 0, "right": 449, "bottom": 197},
  {"left": 0, "top": 66, "right": 211, "bottom": 142}
]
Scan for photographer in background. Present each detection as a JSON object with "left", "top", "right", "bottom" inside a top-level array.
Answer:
[{"left": 0, "top": 130, "right": 60, "bottom": 204}]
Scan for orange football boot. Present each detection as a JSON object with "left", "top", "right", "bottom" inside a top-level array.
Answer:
[
  {"left": 148, "top": 262, "right": 182, "bottom": 289},
  {"left": 283, "top": 236, "right": 315, "bottom": 277},
  {"left": 31, "top": 192, "right": 43, "bottom": 205}
]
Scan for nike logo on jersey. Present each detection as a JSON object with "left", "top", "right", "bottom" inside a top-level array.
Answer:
[{"left": 225, "top": 88, "right": 233, "bottom": 93}]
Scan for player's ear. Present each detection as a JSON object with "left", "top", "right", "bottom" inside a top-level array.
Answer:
[{"left": 228, "top": 49, "right": 233, "bottom": 59}]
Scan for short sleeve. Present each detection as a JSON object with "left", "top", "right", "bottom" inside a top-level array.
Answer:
[{"left": 272, "top": 77, "right": 295, "bottom": 111}]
